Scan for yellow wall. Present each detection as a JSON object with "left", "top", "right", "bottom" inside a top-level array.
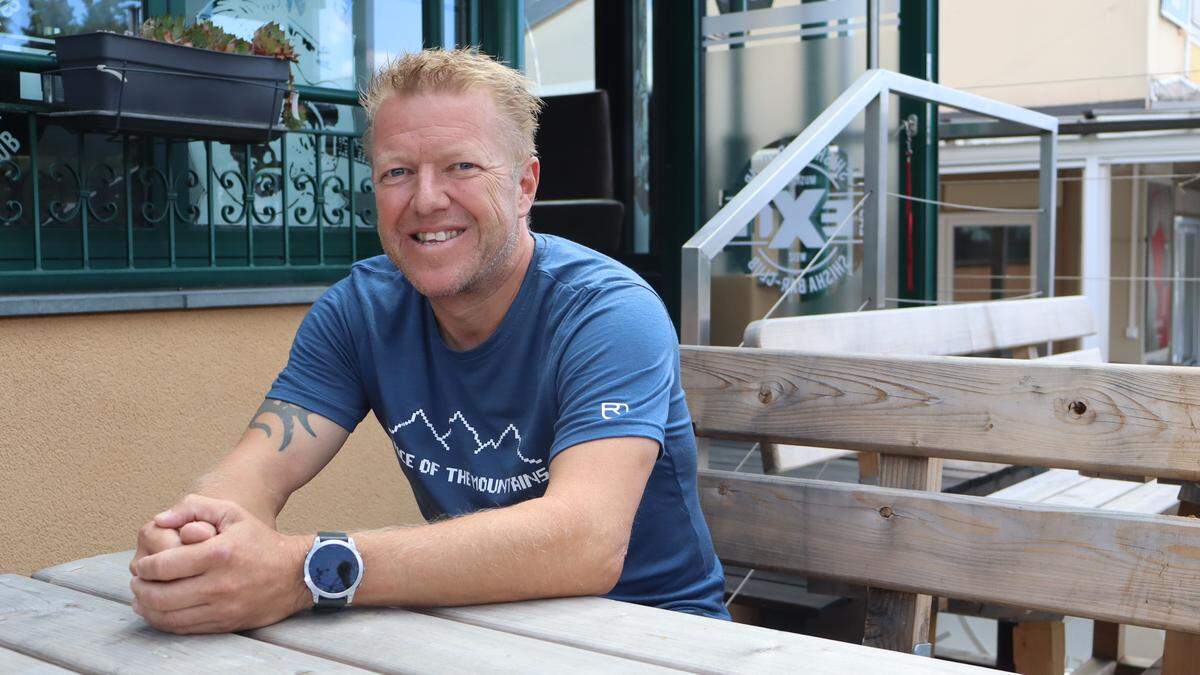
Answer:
[
  {"left": 941, "top": 0, "right": 1150, "bottom": 107},
  {"left": 0, "top": 305, "right": 422, "bottom": 575}
]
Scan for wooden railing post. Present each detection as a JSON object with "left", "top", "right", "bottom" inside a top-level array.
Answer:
[{"left": 862, "top": 454, "right": 942, "bottom": 654}]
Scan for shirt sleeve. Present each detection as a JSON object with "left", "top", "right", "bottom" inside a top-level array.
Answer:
[
  {"left": 550, "top": 284, "right": 677, "bottom": 462},
  {"left": 266, "top": 281, "right": 369, "bottom": 433}
]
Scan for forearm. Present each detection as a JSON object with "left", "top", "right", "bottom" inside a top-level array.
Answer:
[
  {"left": 350, "top": 494, "right": 627, "bottom": 607},
  {"left": 187, "top": 455, "right": 288, "bottom": 527}
]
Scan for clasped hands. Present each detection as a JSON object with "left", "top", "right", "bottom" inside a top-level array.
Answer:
[{"left": 130, "top": 495, "right": 312, "bottom": 634}]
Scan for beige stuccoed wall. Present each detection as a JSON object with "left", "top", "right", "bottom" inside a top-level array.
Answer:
[
  {"left": 941, "top": 0, "right": 1151, "bottom": 108},
  {"left": 0, "top": 305, "right": 422, "bottom": 575}
]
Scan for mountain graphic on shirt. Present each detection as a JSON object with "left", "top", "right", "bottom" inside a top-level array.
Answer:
[{"left": 387, "top": 409, "right": 542, "bottom": 465}]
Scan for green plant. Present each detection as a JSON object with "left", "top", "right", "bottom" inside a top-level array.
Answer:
[{"left": 139, "top": 17, "right": 306, "bottom": 129}]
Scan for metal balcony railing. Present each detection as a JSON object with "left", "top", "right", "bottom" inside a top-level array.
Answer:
[
  {"left": 0, "top": 51, "right": 378, "bottom": 294},
  {"left": 680, "top": 69, "right": 1059, "bottom": 345}
]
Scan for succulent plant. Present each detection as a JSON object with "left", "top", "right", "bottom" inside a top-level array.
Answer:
[{"left": 139, "top": 16, "right": 304, "bottom": 129}]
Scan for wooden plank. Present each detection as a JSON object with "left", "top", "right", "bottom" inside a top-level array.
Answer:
[
  {"left": 0, "top": 574, "right": 366, "bottom": 674},
  {"left": 1040, "top": 348, "right": 1104, "bottom": 363},
  {"left": 761, "top": 444, "right": 854, "bottom": 475},
  {"left": 0, "top": 646, "right": 73, "bottom": 674},
  {"left": 988, "top": 469, "right": 1088, "bottom": 502},
  {"left": 429, "top": 599, "right": 998, "bottom": 674},
  {"left": 32, "top": 553, "right": 673, "bottom": 674},
  {"left": 743, "top": 296, "right": 1095, "bottom": 356},
  {"left": 681, "top": 346, "right": 1200, "bottom": 481},
  {"left": 1040, "top": 477, "right": 1144, "bottom": 509},
  {"left": 1100, "top": 481, "right": 1180, "bottom": 514},
  {"left": 698, "top": 469, "right": 1200, "bottom": 632},
  {"left": 1164, "top": 494, "right": 1200, "bottom": 675},
  {"left": 1012, "top": 621, "right": 1065, "bottom": 675},
  {"left": 34, "top": 555, "right": 997, "bottom": 674},
  {"left": 863, "top": 454, "right": 943, "bottom": 653}
]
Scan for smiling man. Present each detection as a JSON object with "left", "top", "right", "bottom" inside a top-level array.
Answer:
[{"left": 128, "top": 48, "right": 729, "bottom": 634}]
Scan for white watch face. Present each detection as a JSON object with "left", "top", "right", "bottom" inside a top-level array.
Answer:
[{"left": 305, "top": 540, "right": 362, "bottom": 598}]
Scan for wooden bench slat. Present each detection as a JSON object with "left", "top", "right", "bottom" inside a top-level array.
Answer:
[
  {"left": 988, "top": 469, "right": 1087, "bottom": 502},
  {"left": 1039, "top": 477, "right": 1145, "bottom": 510},
  {"left": 32, "top": 552, "right": 670, "bottom": 674},
  {"left": 698, "top": 469, "right": 1200, "bottom": 633},
  {"left": 1100, "top": 481, "right": 1180, "bottom": 514},
  {"left": 743, "top": 296, "right": 1095, "bottom": 356},
  {"left": 1038, "top": 348, "right": 1104, "bottom": 364},
  {"left": 683, "top": 346, "right": 1200, "bottom": 481},
  {"left": 0, "top": 574, "right": 367, "bottom": 674},
  {"left": 0, "top": 646, "right": 73, "bottom": 674}
]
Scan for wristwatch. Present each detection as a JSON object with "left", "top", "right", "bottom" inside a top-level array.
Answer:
[{"left": 302, "top": 531, "right": 364, "bottom": 610}]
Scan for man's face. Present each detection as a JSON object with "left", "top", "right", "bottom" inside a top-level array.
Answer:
[{"left": 369, "top": 90, "right": 539, "bottom": 299}]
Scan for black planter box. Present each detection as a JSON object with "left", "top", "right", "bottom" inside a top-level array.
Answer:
[{"left": 52, "top": 31, "right": 290, "bottom": 143}]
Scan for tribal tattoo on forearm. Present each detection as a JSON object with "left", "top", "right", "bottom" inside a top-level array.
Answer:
[{"left": 249, "top": 399, "right": 318, "bottom": 452}]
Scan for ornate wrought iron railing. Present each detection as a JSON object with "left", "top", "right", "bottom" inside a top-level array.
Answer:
[{"left": 0, "top": 91, "right": 380, "bottom": 294}]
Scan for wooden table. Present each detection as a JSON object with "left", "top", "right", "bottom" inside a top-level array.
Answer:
[{"left": 0, "top": 550, "right": 998, "bottom": 674}]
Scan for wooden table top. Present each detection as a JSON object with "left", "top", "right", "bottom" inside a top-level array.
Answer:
[{"left": 1, "top": 550, "right": 998, "bottom": 674}]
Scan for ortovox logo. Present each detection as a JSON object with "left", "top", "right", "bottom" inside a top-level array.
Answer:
[{"left": 601, "top": 402, "right": 630, "bottom": 420}]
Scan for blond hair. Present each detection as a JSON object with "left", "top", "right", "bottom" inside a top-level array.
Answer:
[{"left": 360, "top": 48, "right": 544, "bottom": 164}]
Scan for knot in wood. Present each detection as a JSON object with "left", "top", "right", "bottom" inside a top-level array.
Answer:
[
  {"left": 718, "top": 483, "right": 730, "bottom": 496},
  {"left": 878, "top": 506, "right": 893, "bottom": 519},
  {"left": 1069, "top": 400, "right": 1088, "bottom": 416},
  {"left": 757, "top": 386, "right": 773, "bottom": 405}
]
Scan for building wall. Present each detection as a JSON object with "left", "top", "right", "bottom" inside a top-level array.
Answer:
[
  {"left": 0, "top": 305, "right": 422, "bottom": 575},
  {"left": 941, "top": 0, "right": 1150, "bottom": 107}
]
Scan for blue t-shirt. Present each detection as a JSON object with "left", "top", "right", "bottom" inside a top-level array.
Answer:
[{"left": 268, "top": 233, "right": 729, "bottom": 619}]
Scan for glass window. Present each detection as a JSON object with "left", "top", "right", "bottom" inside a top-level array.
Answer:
[{"left": 523, "top": 0, "right": 594, "bottom": 96}]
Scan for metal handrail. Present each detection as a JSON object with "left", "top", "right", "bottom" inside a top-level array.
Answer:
[{"left": 680, "top": 68, "right": 1059, "bottom": 345}]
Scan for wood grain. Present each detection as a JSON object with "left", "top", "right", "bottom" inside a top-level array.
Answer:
[
  {"left": 31, "top": 552, "right": 672, "bottom": 674},
  {"left": 1012, "top": 621, "right": 1065, "bottom": 675},
  {"left": 698, "top": 469, "right": 1200, "bottom": 632},
  {"left": 429, "top": 598, "right": 997, "bottom": 674},
  {"left": 34, "top": 552, "right": 997, "bottom": 675},
  {"left": 0, "top": 574, "right": 365, "bottom": 674},
  {"left": 742, "top": 296, "right": 1094, "bottom": 356},
  {"left": 863, "top": 455, "right": 943, "bottom": 653},
  {"left": 682, "top": 346, "right": 1200, "bottom": 480},
  {"left": 0, "top": 646, "right": 73, "bottom": 674}
]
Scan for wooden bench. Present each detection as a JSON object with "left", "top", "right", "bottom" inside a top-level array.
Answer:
[
  {"left": 685, "top": 320, "right": 1200, "bottom": 674},
  {"left": 741, "top": 297, "right": 1185, "bottom": 672}
]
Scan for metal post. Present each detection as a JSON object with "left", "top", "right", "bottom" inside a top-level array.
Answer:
[
  {"left": 867, "top": 0, "right": 880, "bottom": 69},
  {"left": 1037, "top": 130, "right": 1058, "bottom": 301},
  {"left": 862, "top": 89, "right": 889, "bottom": 309},
  {"left": 422, "top": 0, "right": 445, "bottom": 49},
  {"left": 680, "top": 247, "right": 710, "bottom": 345}
]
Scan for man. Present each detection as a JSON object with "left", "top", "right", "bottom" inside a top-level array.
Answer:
[{"left": 129, "top": 48, "right": 729, "bottom": 634}]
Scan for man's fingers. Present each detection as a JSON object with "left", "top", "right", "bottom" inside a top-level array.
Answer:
[
  {"left": 131, "top": 523, "right": 182, "bottom": 575},
  {"left": 179, "top": 520, "right": 217, "bottom": 545},
  {"left": 135, "top": 538, "right": 230, "bottom": 582},
  {"left": 130, "top": 575, "right": 211, "bottom": 613},
  {"left": 155, "top": 494, "right": 241, "bottom": 531},
  {"left": 133, "top": 598, "right": 222, "bottom": 635}
]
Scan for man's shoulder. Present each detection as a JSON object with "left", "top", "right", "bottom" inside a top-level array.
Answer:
[
  {"left": 534, "top": 234, "right": 658, "bottom": 305},
  {"left": 323, "top": 254, "right": 412, "bottom": 303}
]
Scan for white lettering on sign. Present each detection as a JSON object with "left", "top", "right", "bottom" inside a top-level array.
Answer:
[{"left": 0, "top": 121, "right": 19, "bottom": 162}]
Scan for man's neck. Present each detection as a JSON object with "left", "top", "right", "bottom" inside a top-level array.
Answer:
[{"left": 429, "top": 233, "right": 535, "bottom": 351}]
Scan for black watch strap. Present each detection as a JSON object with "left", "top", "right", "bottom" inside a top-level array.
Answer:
[{"left": 313, "top": 531, "right": 351, "bottom": 611}]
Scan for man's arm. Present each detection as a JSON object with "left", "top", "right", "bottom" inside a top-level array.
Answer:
[
  {"left": 353, "top": 436, "right": 658, "bottom": 605},
  {"left": 131, "top": 435, "right": 658, "bottom": 633},
  {"left": 190, "top": 399, "right": 351, "bottom": 525},
  {"left": 132, "top": 399, "right": 349, "bottom": 571}
]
